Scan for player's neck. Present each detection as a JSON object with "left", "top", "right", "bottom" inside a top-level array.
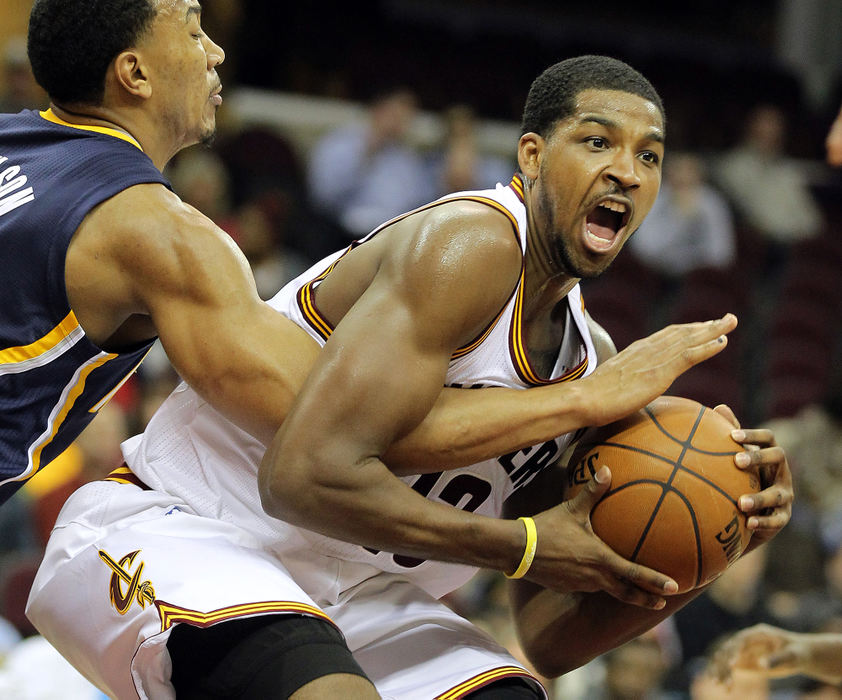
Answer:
[
  {"left": 48, "top": 102, "right": 171, "bottom": 171},
  {"left": 50, "top": 103, "right": 134, "bottom": 138}
]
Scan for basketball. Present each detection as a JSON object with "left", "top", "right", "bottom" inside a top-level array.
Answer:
[{"left": 565, "top": 396, "right": 761, "bottom": 593}]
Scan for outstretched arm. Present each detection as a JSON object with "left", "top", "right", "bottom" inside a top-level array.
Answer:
[
  {"left": 69, "top": 184, "right": 735, "bottom": 476},
  {"left": 388, "top": 310, "right": 738, "bottom": 473}
]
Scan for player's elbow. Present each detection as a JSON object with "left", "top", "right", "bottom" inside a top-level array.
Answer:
[
  {"left": 258, "top": 435, "right": 311, "bottom": 522},
  {"left": 258, "top": 432, "right": 347, "bottom": 527}
]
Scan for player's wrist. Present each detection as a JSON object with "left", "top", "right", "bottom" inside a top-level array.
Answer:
[{"left": 505, "top": 517, "right": 537, "bottom": 579}]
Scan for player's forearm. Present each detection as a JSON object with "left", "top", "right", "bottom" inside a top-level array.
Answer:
[
  {"left": 801, "top": 634, "right": 842, "bottom": 683},
  {"left": 181, "top": 334, "right": 315, "bottom": 446},
  {"left": 259, "top": 435, "right": 525, "bottom": 574},
  {"left": 510, "top": 585, "right": 701, "bottom": 678},
  {"left": 385, "top": 383, "right": 591, "bottom": 474}
]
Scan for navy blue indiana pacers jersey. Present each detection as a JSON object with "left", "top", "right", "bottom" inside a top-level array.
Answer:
[{"left": 0, "top": 109, "right": 170, "bottom": 504}]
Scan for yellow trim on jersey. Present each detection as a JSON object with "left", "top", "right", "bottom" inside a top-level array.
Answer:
[
  {"left": 296, "top": 246, "right": 353, "bottom": 340},
  {"left": 510, "top": 284, "right": 589, "bottom": 385},
  {"left": 155, "top": 600, "right": 335, "bottom": 633},
  {"left": 436, "top": 666, "right": 538, "bottom": 699},
  {"left": 39, "top": 108, "right": 143, "bottom": 151},
  {"left": 27, "top": 351, "right": 117, "bottom": 476},
  {"left": 510, "top": 281, "right": 537, "bottom": 382},
  {"left": 89, "top": 351, "right": 149, "bottom": 413},
  {"left": 103, "top": 464, "right": 135, "bottom": 486},
  {"left": 457, "top": 195, "right": 519, "bottom": 232},
  {"left": 0, "top": 311, "right": 80, "bottom": 365},
  {"left": 509, "top": 174, "right": 525, "bottom": 200},
  {"left": 296, "top": 194, "right": 521, "bottom": 355},
  {"left": 23, "top": 444, "right": 83, "bottom": 498}
]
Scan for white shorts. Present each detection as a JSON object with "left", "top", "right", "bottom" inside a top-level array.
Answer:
[{"left": 27, "top": 480, "right": 546, "bottom": 699}]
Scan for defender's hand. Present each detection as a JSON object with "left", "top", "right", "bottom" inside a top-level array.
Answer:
[{"left": 581, "top": 315, "right": 738, "bottom": 427}]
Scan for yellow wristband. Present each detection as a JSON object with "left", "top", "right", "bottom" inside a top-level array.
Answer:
[{"left": 505, "top": 516, "right": 537, "bottom": 579}]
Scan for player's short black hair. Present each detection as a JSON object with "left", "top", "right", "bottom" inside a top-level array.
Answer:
[
  {"left": 27, "top": 0, "right": 158, "bottom": 105},
  {"left": 520, "top": 55, "right": 665, "bottom": 137}
]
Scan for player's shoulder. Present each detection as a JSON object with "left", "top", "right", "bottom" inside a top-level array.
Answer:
[
  {"left": 91, "top": 183, "right": 231, "bottom": 252},
  {"left": 74, "top": 182, "right": 246, "bottom": 284},
  {"left": 407, "top": 195, "right": 523, "bottom": 262}
]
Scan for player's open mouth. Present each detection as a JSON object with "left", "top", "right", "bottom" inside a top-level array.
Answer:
[{"left": 583, "top": 198, "right": 630, "bottom": 252}]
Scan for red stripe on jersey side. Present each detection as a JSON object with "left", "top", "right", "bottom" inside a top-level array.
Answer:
[
  {"left": 509, "top": 293, "right": 590, "bottom": 386},
  {"left": 435, "top": 665, "right": 544, "bottom": 699},
  {"left": 508, "top": 174, "right": 525, "bottom": 202},
  {"left": 155, "top": 599, "right": 335, "bottom": 633}
]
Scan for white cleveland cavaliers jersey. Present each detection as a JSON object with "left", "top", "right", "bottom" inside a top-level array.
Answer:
[{"left": 122, "top": 176, "right": 598, "bottom": 600}]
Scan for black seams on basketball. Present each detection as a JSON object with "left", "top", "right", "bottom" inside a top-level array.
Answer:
[{"left": 565, "top": 396, "right": 761, "bottom": 593}]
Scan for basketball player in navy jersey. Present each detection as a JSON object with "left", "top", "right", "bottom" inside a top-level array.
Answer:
[{"left": 27, "top": 53, "right": 791, "bottom": 699}]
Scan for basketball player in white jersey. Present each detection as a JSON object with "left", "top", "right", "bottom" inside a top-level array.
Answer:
[{"left": 27, "top": 56, "right": 792, "bottom": 699}]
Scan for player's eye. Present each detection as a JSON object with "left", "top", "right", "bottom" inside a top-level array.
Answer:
[
  {"left": 586, "top": 136, "right": 608, "bottom": 149},
  {"left": 640, "top": 151, "right": 661, "bottom": 165}
]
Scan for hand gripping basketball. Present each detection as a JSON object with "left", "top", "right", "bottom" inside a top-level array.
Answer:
[
  {"left": 526, "top": 465, "right": 679, "bottom": 610},
  {"left": 565, "top": 396, "right": 761, "bottom": 593}
]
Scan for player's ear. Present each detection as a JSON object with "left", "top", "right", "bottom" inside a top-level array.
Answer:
[
  {"left": 112, "top": 50, "right": 152, "bottom": 100},
  {"left": 517, "top": 132, "right": 542, "bottom": 181}
]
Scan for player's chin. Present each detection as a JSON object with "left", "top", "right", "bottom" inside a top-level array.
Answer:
[
  {"left": 199, "top": 124, "right": 218, "bottom": 148},
  {"left": 571, "top": 252, "right": 618, "bottom": 279}
]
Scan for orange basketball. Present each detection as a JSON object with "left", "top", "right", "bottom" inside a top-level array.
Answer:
[{"left": 566, "top": 396, "right": 761, "bottom": 593}]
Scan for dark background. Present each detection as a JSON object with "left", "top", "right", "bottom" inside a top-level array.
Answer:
[{"left": 202, "top": 0, "right": 842, "bottom": 157}]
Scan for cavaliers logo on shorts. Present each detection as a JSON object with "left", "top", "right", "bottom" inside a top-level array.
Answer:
[{"left": 98, "top": 549, "right": 156, "bottom": 614}]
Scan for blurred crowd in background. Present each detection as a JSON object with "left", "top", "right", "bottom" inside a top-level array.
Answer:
[{"left": 2, "top": 1, "right": 842, "bottom": 697}]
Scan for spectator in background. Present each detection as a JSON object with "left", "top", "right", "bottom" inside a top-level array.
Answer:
[
  {"left": 426, "top": 104, "right": 514, "bottom": 197},
  {"left": 690, "top": 657, "right": 770, "bottom": 700},
  {"left": 225, "top": 195, "right": 310, "bottom": 299},
  {"left": 762, "top": 393, "right": 842, "bottom": 531},
  {"left": 714, "top": 104, "right": 823, "bottom": 250},
  {"left": 0, "top": 36, "right": 44, "bottom": 113},
  {"left": 166, "top": 148, "right": 233, "bottom": 225},
  {"left": 306, "top": 86, "right": 430, "bottom": 238},
  {"left": 629, "top": 151, "right": 736, "bottom": 278},
  {"left": 598, "top": 635, "right": 671, "bottom": 700}
]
